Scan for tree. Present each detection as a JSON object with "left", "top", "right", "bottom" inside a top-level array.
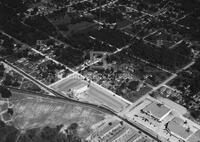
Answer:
[
  {"left": 190, "top": 110, "right": 200, "bottom": 119},
  {"left": 7, "top": 108, "right": 14, "bottom": 115},
  {"left": 0, "top": 86, "right": 12, "bottom": 98},
  {"left": 41, "top": 126, "right": 58, "bottom": 140},
  {"left": 128, "top": 81, "right": 140, "bottom": 91},
  {"left": 1, "top": 0, "right": 28, "bottom": 14},
  {"left": 0, "top": 63, "right": 5, "bottom": 77},
  {"left": 0, "top": 120, "right": 19, "bottom": 142},
  {"left": 2, "top": 73, "right": 13, "bottom": 86}
]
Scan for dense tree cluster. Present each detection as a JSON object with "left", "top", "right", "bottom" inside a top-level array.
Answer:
[
  {"left": 117, "top": 0, "right": 132, "bottom": 5},
  {"left": 69, "top": 32, "right": 116, "bottom": 52},
  {"left": 0, "top": 63, "right": 5, "bottom": 78},
  {"left": 19, "top": 123, "right": 82, "bottom": 142},
  {"left": 72, "top": 1, "right": 94, "bottom": 11},
  {"left": 89, "top": 28, "right": 131, "bottom": 48},
  {"left": 1, "top": 0, "right": 26, "bottom": 12},
  {"left": 0, "top": 5, "right": 17, "bottom": 27},
  {"left": 173, "top": 41, "right": 192, "bottom": 57},
  {"left": 190, "top": 110, "right": 200, "bottom": 119},
  {"left": 0, "top": 85, "right": 12, "bottom": 98},
  {"left": 25, "top": 16, "right": 61, "bottom": 38},
  {"left": 0, "top": 32, "right": 44, "bottom": 60},
  {"left": 171, "top": 58, "right": 200, "bottom": 95},
  {"left": 92, "top": 7, "right": 123, "bottom": 24},
  {"left": 2, "top": 20, "right": 48, "bottom": 45},
  {"left": 0, "top": 121, "right": 83, "bottom": 142},
  {"left": 128, "top": 80, "right": 140, "bottom": 91},
  {"left": 51, "top": 0, "right": 70, "bottom": 6},
  {"left": 0, "top": 36, "right": 14, "bottom": 56},
  {"left": 0, "top": 120, "right": 18, "bottom": 142},
  {"left": 174, "top": 0, "right": 200, "bottom": 12},
  {"left": 129, "top": 40, "right": 190, "bottom": 72},
  {"left": 46, "top": 42, "right": 85, "bottom": 68}
]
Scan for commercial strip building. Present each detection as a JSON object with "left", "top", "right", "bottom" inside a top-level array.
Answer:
[
  {"left": 141, "top": 102, "right": 171, "bottom": 122},
  {"left": 167, "top": 117, "right": 193, "bottom": 140},
  {"left": 166, "top": 117, "right": 200, "bottom": 142},
  {"left": 125, "top": 96, "right": 200, "bottom": 142},
  {"left": 90, "top": 119, "right": 153, "bottom": 142}
]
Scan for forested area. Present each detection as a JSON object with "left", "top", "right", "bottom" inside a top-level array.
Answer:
[{"left": 0, "top": 121, "right": 83, "bottom": 142}]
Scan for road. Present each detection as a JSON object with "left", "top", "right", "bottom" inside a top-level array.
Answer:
[
  {"left": 119, "top": 3, "right": 168, "bottom": 31},
  {"left": 26, "top": 0, "right": 90, "bottom": 17},
  {"left": 0, "top": 25, "right": 173, "bottom": 142},
  {"left": 119, "top": 5, "right": 154, "bottom": 17},
  {"left": 0, "top": 30, "right": 75, "bottom": 73},
  {"left": 0, "top": 2, "right": 196, "bottom": 141},
  {"left": 116, "top": 60, "right": 195, "bottom": 142},
  {"left": 89, "top": 0, "right": 119, "bottom": 12},
  {"left": 168, "top": 39, "right": 184, "bottom": 49},
  {"left": 50, "top": 76, "right": 129, "bottom": 112},
  {"left": 1, "top": 29, "right": 132, "bottom": 113},
  {"left": 120, "top": 60, "right": 195, "bottom": 117},
  {"left": 2, "top": 59, "right": 118, "bottom": 114},
  {"left": 2, "top": 59, "right": 164, "bottom": 142},
  {"left": 0, "top": 23, "right": 183, "bottom": 142},
  {"left": 119, "top": 15, "right": 146, "bottom": 30},
  {"left": 7, "top": 86, "right": 113, "bottom": 115},
  {"left": 87, "top": 84, "right": 127, "bottom": 112}
]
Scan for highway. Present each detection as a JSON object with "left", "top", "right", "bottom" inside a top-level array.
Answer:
[
  {"left": 7, "top": 86, "right": 113, "bottom": 115},
  {"left": 51, "top": 77, "right": 88, "bottom": 91},
  {"left": 2, "top": 59, "right": 117, "bottom": 114},
  {"left": 51, "top": 77, "right": 129, "bottom": 112},
  {"left": 1, "top": 59, "right": 164, "bottom": 142},
  {"left": 9, "top": 85, "right": 165, "bottom": 142},
  {"left": 88, "top": 84, "right": 128, "bottom": 112}
]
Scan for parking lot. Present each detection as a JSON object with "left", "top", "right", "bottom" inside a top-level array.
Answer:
[{"left": 50, "top": 75, "right": 130, "bottom": 112}]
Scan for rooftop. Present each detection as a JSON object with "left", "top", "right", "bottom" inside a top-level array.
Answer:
[
  {"left": 72, "top": 83, "right": 88, "bottom": 90},
  {"left": 98, "top": 120, "right": 120, "bottom": 137},
  {"left": 142, "top": 102, "right": 171, "bottom": 121},
  {"left": 188, "top": 129, "right": 200, "bottom": 142},
  {"left": 167, "top": 117, "right": 193, "bottom": 140},
  {"left": 107, "top": 126, "right": 129, "bottom": 142},
  {"left": 126, "top": 133, "right": 140, "bottom": 142}
]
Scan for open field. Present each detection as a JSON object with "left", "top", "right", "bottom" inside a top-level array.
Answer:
[
  {"left": 50, "top": 75, "right": 130, "bottom": 112},
  {"left": 0, "top": 90, "right": 109, "bottom": 138}
]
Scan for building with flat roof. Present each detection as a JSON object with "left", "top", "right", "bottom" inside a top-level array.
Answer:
[
  {"left": 95, "top": 120, "right": 143, "bottom": 142},
  {"left": 167, "top": 117, "right": 193, "bottom": 141},
  {"left": 141, "top": 102, "right": 171, "bottom": 122},
  {"left": 72, "top": 83, "right": 89, "bottom": 94},
  {"left": 188, "top": 129, "right": 200, "bottom": 142},
  {"left": 108, "top": 127, "right": 129, "bottom": 142},
  {"left": 98, "top": 120, "right": 121, "bottom": 138}
]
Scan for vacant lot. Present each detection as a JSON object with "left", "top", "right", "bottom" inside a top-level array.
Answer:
[
  {"left": 0, "top": 91, "right": 108, "bottom": 138},
  {"left": 51, "top": 76, "right": 130, "bottom": 112}
]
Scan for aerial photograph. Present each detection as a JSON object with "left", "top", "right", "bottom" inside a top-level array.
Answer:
[{"left": 0, "top": 0, "right": 200, "bottom": 142}]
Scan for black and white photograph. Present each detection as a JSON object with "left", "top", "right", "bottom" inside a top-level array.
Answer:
[{"left": 0, "top": 0, "right": 200, "bottom": 142}]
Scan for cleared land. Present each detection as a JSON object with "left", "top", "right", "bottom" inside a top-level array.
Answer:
[
  {"left": 51, "top": 76, "right": 130, "bottom": 112},
  {"left": 0, "top": 90, "right": 109, "bottom": 138}
]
